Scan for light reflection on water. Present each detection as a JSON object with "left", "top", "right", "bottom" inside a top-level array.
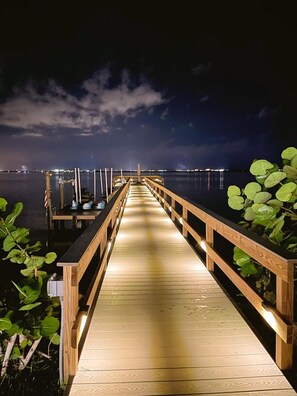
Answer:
[{"left": 0, "top": 171, "right": 252, "bottom": 232}]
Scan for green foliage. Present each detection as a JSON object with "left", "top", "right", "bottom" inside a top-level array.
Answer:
[
  {"left": 227, "top": 147, "right": 297, "bottom": 304},
  {"left": 0, "top": 197, "right": 60, "bottom": 374}
]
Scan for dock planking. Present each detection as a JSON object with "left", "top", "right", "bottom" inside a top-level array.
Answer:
[{"left": 68, "top": 185, "right": 296, "bottom": 395}]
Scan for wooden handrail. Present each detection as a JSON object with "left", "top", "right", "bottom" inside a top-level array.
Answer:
[
  {"left": 145, "top": 177, "right": 296, "bottom": 370},
  {"left": 57, "top": 181, "right": 130, "bottom": 383}
]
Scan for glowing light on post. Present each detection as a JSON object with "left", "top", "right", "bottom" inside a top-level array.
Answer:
[
  {"left": 261, "top": 302, "right": 277, "bottom": 328},
  {"left": 179, "top": 217, "right": 183, "bottom": 224},
  {"left": 108, "top": 239, "right": 112, "bottom": 253},
  {"left": 169, "top": 206, "right": 172, "bottom": 212},
  {"left": 200, "top": 240, "right": 207, "bottom": 251},
  {"left": 79, "top": 312, "right": 88, "bottom": 340}
]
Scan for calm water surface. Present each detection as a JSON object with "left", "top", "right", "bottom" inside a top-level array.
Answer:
[{"left": 0, "top": 171, "right": 252, "bottom": 233}]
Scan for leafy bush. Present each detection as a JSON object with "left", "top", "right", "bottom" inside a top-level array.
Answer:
[
  {"left": 0, "top": 197, "right": 60, "bottom": 379},
  {"left": 227, "top": 147, "right": 297, "bottom": 304}
]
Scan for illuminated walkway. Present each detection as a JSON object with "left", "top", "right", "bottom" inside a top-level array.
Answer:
[{"left": 69, "top": 185, "right": 295, "bottom": 395}]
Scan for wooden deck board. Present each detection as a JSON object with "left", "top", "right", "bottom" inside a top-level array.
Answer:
[{"left": 69, "top": 185, "right": 296, "bottom": 395}]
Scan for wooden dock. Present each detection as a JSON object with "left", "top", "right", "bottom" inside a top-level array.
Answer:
[{"left": 68, "top": 184, "right": 296, "bottom": 395}]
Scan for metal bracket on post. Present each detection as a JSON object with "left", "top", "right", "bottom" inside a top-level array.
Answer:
[{"left": 47, "top": 273, "right": 63, "bottom": 297}]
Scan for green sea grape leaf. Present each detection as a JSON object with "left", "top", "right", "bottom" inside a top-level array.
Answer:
[
  {"left": 291, "top": 154, "right": 297, "bottom": 169},
  {"left": 5, "top": 249, "right": 26, "bottom": 264},
  {"left": 240, "top": 262, "right": 258, "bottom": 277},
  {"left": 250, "top": 159, "right": 274, "bottom": 176},
  {"left": 253, "top": 204, "right": 276, "bottom": 226},
  {"left": 233, "top": 247, "right": 250, "bottom": 266},
  {"left": 7, "top": 323, "right": 23, "bottom": 337},
  {"left": 276, "top": 182, "right": 297, "bottom": 202},
  {"left": 227, "top": 185, "right": 241, "bottom": 197},
  {"left": 26, "top": 241, "right": 42, "bottom": 253},
  {"left": 228, "top": 196, "right": 244, "bottom": 210},
  {"left": 283, "top": 165, "right": 297, "bottom": 179},
  {"left": 19, "top": 302, "right": 41, "bottom": 311},
  {"left": 244, "top": 207, "right": 256, "bottom": 221},
  {"left": 264, "top": 171, "right": 287, "bottom": 188},
  {"left": 0, "top": 316, "right": 12, "bottom": 331},
  {"left": 44, "top": 252, "right": 57, "bottom": 264},
  {"left": 294, "top": 202, "right": 297, "bottom": 210},
  {"left": 0, "top": 197, "right": 8, "bottom": 212},
  {"left": 13, "top": 227, "right": 30, "bottom": 243},
  {"left": 266, "top": 199, "right": 283, "bottom": 209},
  {"left": 41, "top": 316, "right": 60, "bottom": 337},
  {"left": 20, "top": 268, "right": 33, "bottom": 276},
  {"left": 255, "top": 174, "right": 268, "bottom": 185},
  {"left": 20, "top": 338, "right": 28, "bottom": 348},
  {"left": 11, "top": 346, "right": 21, "bottom": 360},
  {"left": 251, "top": 203, "right": 265, "bottom": 213},
  {"left": 244, "top": 182, "right": 261, "bottom": 200},
  {"left": 3, "top": 235, "right": 16, "bottom": 251},
  {"left": 254, "top": 192, "right": 272, "bottom": 204},
  {"left": 269, "top": 219, "right": 285, "bottom": 239},
  {"left": 49, "top": 333, "right": 60, "bottom": 345},
  {"left": 5, "top": 202, "right": 23, "bottom": 228},
  {"left": 25, "top": 256, "right": 44, "bottom": 268},
  {"left": 281, "top": 146, "right": 297, "bottom": 160},
  {"left": 21, "top": 283, "right": 41, "bottom": 304}
]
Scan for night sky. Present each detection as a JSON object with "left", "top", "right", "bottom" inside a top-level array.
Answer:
[{"left": 0, "top": 1, "right": 296, "bottom": 171}]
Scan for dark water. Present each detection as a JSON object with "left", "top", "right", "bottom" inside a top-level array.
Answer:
[{"left": 0, "top": 170, "right": 252, "bottom": 232}]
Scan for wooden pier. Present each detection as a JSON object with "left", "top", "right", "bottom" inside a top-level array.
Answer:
[{"left": 63, "top": 184, "right": 296, "bottom": 395}]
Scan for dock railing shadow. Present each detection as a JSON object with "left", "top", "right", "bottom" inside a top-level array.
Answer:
[{"left": 146, "top": 177, "right": 297, "bottom": 372}]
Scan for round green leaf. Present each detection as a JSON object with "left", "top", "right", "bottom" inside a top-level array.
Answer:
[
  {"left": 0, "top": 317, "right": 12, "bottom": 331},
  {"left": 244, "top": 207, "right": 256, "bottom": 221},
  {"left": 251, "top": 203, "right": 265, "bottom": 213},
  {"left": 227, "top": 185, "right": 241, "bottom": 197},
  {"left": 0, "top": 197, "right": 8, "bottom": 212},
  {"left": 228, "top": 196, "right": 244, "bottom": 210},
  {"left": 233, "top": 247, "right": 250, "bottom": 266},
  {"left": 266, "top": 199, "right": 283, "bottom": 209},
  {"left": 244, "top": 182, "right": 261, "bottom": 200},
  {"left": 264, "top": 171, "right": 287, "bottom": 188},
  {"left": 253, "top": 204, "right": 276, "bottom": 226},
  {"left": 281, "top": 146, "right": 297, "bottom": 160},
  {"left": 50, "top": 333, "right": 60, "bottom": 345},
  {"left": 45, "top": 252, "right": 57, "bottom": 264},
  {"left": 276, "top": 182, "right": 297, "bottom": 202},
  {"left": 283, "top": 165, "right": 297, "bottom": 179},
  {"left": 254, "top": 191, "right": 272, "bottom": 204},
  {"left": 291, "top": 154, "right": 297, "bottom": 169},
  {"left": 3, "top": 235, "right": 16, "bottom": 252},
  {"left": 250, "top": 160, "right": 274, "bottom": 176},
  {"left": 41, "top": 316, "right": 60, "bottom": 337}
]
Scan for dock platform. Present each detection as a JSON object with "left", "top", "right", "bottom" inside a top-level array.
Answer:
[{"left": 68, "top": 185, "right": 296, "bottom": 395}]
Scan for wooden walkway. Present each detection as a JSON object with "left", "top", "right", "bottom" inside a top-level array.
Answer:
[{"left": 69, "top": 185, "right": 296, "bottom": 395}]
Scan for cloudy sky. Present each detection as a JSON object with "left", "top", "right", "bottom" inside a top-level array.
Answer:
[{"left": 0, "top": 1, "right": 295, "bottom": 170}]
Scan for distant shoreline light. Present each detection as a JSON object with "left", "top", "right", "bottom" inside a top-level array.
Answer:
[{"left": 0, "top": 167, "right": 242, "bottom": 173}]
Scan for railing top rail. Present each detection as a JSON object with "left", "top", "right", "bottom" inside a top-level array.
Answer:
[
  {"left": 145, "top": 178, "right": 297, "bottom": 266},
  {"left": 57, "top": 182, "right": 129, "bottom": 267}
]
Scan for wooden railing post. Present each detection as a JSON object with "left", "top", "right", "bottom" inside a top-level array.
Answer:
[
  {"left": 45, "top": 171, "right": 53, "bottom": 230},
  {"left": 182, "top": 207, "right": 188, "bottom": 238},
  {"left": 171, "top": 199, "right": 175, "bottom": 221},
  {"left": 163, "top": 192, "right": 167, "bottom": 209},
  {"left": 63, "top": 266, "right": 79, "bottom": 382},
  {"left": 275, "top": 268, "right": 294, "bottom": 369},
  {"left": 206, "top": 224, "right": 214, "bottom": 271},
  {"left": 59, "top": 182, "right": 65, "bottom": 210}
]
